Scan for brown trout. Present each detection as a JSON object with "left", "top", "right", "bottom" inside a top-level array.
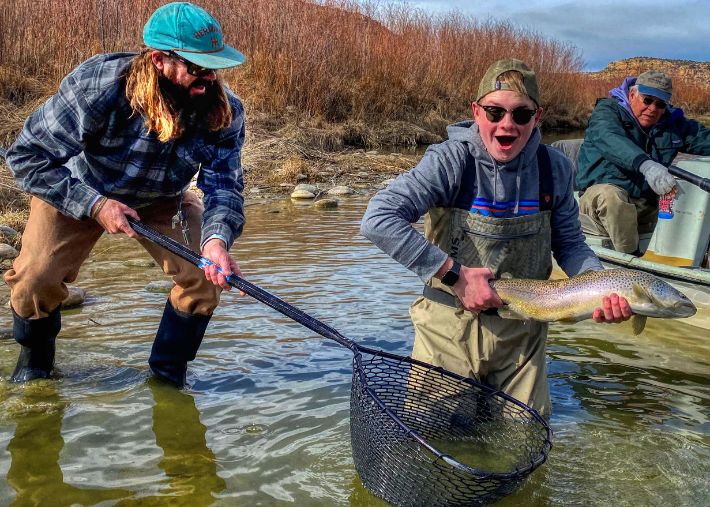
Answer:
[{"left": 490, "top": 268, "right": 697, "bottom": 334}]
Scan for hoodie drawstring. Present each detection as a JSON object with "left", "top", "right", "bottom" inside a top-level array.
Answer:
[
  {"left": 513, "top": 158, "right": 522, "bottom": 215},
  {"left": 487, "top": 152, "right": 523, "bottom": 215},
  {"left": 492, "top": 158, "right": 498, "bottom": 206}
]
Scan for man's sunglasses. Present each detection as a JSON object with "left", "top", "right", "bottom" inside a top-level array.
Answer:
[
  {"left": 166, "top": 51, "right": 213, "bottom": 77},
  {"left": 641, "top": 95, "right": 668, "bottom": 110},
  {"left": 479, "top": 105, "right": 538, "bottom": 125}
]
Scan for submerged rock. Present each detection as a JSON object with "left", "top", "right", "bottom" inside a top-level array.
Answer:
[
  {"left": 146, "top": 281, "right": 174, "bottom": 294},
  {"left": 294, "top": 183, "right": 318, "bottom": 194},
  {"left": 61, "top": 286, "right": 86, "bottom": 309},
  {"left": 291, "top": 189, "right": 316, "bottom": 199},
  {"left": 0, "top": 226, "right": 19, "bottom": 242},
  {"left": 313, "top": 198, "right": 339, "bottom": 209},
  {"left": 124, "top": 259, "right": 156, "bottom": 268},
  {"left": 327, "top": 185, "right": 354, "bottom": 196},
  {"left": 0, "top": 243, "right": 19, "bottom": 260}
]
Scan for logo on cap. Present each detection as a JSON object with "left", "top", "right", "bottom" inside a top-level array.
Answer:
[{"left": 194, "top": 25, "right": 220, "bottom": 39}]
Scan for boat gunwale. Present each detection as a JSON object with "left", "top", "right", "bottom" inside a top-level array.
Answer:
[{"left": 590, "top": 245, "right": 710, "bottom": 287}]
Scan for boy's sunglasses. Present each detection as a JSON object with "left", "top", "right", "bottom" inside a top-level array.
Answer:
[
  {"left": 166, "top": 51, "right": 213, "bottom": 77},
  {"left": 641, "top": 95, "right": 668, "bottom": 110},
  {"left": 479, "top": 105, "right": 538, "bottom": 125}
]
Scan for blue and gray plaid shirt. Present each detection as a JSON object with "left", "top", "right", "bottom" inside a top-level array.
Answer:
[{"left": 6, "top": 52, "right": 245, "bottom": 248}]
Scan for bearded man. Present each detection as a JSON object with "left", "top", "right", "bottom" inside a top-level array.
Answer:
[{"left": 4, "top": 2, "right": 247, "bottom": 387}]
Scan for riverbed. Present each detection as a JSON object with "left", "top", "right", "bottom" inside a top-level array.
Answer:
[{"left": 0, "top": 196, "right": 707, "bottom": 506}]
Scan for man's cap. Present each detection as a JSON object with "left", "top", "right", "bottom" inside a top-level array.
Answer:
[
  {"left": 143, "top": 2, "right": 245, "bottom": 70},
  {"left": 635, "top": 70, "right": 672, "bottom": 102},
  {"left": 476, "top": 58, "right": 539, "bottom": 106}
]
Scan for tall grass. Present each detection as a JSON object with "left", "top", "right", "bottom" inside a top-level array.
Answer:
[{"left": 0, "top": 0, "right": 708, "bottom": 134}]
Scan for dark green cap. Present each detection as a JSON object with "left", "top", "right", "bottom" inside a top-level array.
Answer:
[
  {"left": 636, "top": 70, "right": 672, "bottom": 102},
  {"left": 476, "top": 58, "right": 539, "bottom": 106}
]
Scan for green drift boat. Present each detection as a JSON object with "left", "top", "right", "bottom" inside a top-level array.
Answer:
[{"left": 552, "top": 139, "right": 710, "bottom": 329}]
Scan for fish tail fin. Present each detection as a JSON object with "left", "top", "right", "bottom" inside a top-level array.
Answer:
[{"left": 631, "top": 315, "right": 647, "bottom": 335}]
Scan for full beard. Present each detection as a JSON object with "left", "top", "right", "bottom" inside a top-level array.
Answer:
[{"left": 158, "top": 76, "right": 221, "bottom": 133}]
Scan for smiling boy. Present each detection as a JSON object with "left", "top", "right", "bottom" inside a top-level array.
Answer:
[{"left": 361, "top": 59, "right": 630, "bottom": 416}]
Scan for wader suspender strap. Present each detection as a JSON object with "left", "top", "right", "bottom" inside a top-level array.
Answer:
[
  {"left": 537, "top": 144, "right": 554, "bottom": 211},
  {"left": 423, "top": 144, "right": 555, "bottom": 308}
]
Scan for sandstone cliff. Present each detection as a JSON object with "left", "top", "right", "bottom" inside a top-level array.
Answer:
[{"left": 590, "top": 57, "right": 710, "bottom": 84}]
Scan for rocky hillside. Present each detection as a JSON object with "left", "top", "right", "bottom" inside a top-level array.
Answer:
[{"left": 590, "top": 57, "right": 710, "bottom": 83}]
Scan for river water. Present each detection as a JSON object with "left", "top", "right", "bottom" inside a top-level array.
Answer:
[{"left": 0, "top": 195, "right": 708, "bottom": 506}]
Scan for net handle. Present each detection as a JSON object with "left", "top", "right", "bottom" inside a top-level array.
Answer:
[
  {"left": 130, "top": 219, "right": 465, "bottom": 457},
  {"left": 128, "top": 218, "right": 358, "bottom": 352}
]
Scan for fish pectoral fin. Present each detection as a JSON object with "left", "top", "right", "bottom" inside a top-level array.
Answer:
[
  {"left": 631, "top": 315, "right": 647, "bottom": 335},
  {"left": 632, "top": 283, "right": 652, "bottom": 303},
  {"left": 496, "top": 306, "right": 526, "bottom": 320}
]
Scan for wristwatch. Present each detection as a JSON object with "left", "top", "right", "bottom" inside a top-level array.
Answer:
[{"left": 441, "top": 260, "right": 461, "bottom": 287}]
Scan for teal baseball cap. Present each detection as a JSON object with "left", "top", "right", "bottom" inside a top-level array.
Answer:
[{"left": 143, "top": 2, "right": 245, "bottom": 70}]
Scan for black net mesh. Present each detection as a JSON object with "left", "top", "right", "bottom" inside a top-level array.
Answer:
[
  {"left": 124, "top": 220, "right": 553, "bottom": 506},
  {"left": 351, "top": 351, "right": 552, "bottom": 506}
]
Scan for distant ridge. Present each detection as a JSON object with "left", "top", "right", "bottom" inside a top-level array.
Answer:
[{"left": 590, "top": 57, "right": 710, "bottom": 83}]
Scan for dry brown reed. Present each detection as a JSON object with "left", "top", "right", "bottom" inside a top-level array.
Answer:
[
  {"left": 2, "top": 0, "right": 708, "bottom": 137},
  {"left": 1, "top": 0, "right": 708, "bottom": 228},
  {"left": 0, "top": 0, "right": 587, "bottom": 127}
]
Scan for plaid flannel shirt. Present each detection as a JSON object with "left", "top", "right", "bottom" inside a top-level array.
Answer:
[{"left": 6, "top": 52, "right": 245, "bottom": 248}]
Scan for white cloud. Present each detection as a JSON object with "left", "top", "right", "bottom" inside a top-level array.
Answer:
[{"left": 398, "top": 0, "right": 710, "bottom": 70}]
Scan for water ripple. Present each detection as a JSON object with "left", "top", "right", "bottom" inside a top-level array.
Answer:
[{"left": 0, "top": 197, "right": 706, "bottom": 505}]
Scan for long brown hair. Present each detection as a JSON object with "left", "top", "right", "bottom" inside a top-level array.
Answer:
[{"left": 125, "top": 50, "right": 233, "bottom": 142}]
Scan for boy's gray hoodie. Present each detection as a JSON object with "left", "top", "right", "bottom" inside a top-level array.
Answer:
[{"left": 360, "top": 121, "right": 602, "bottom": 282}]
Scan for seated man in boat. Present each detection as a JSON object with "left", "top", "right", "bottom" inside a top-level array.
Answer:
[
  {"left": 575, "top": 70, "right": 710, "bottom": 255},
  {"left": 3, "top": 2, "right": 246, "bottom": 387},
  {"left": 361, "top": 58, "right": 631, "bottom": 418}
]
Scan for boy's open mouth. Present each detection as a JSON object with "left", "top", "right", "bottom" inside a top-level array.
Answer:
[{"left": 495, "top": 135, "right": 517, "bottom": 148}]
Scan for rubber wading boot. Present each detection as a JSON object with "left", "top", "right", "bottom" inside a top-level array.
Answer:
[
  {"left": 149, "top": 300, "right": 211, "bottom": 387},
  {"left": 10, "top": 306, "right": 61, "bottom": 382}
]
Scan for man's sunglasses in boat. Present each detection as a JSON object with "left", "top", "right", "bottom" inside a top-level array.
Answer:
[
  {"left": 164, "top": 51, "right": 214, "bottom": 77},
  {"left": 478, "top": 105, "right": 538, "bottom": 125},
  {"left": 640, "top": 94, "right": 668, "bottom": 110}
]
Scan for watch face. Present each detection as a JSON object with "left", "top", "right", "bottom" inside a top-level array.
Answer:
[{"left": 442, "top": 262, "right": 461, "bottom": 286}]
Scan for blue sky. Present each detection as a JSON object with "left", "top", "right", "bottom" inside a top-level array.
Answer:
[{"left": 400, "top": 0, "right": 710, "bottom": 71}]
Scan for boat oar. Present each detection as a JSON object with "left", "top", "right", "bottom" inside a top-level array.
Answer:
[{"left": 669, "top": 165, "right": 710, "bottom": 192}]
